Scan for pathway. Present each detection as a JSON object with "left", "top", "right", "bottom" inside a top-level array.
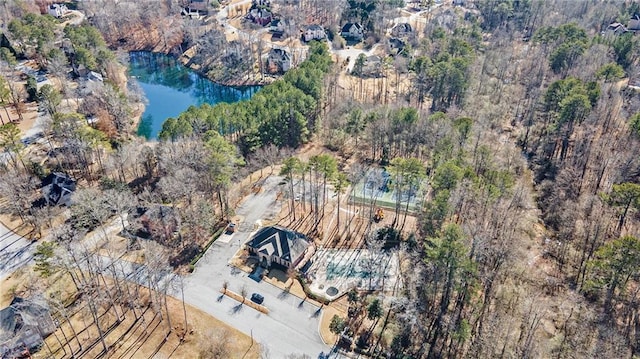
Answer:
[{"left": 0, "top": 222, "right": 35, "bottom": 281}]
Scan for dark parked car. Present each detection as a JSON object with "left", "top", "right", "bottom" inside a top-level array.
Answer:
[
  {"left": 250, "top": 293, "right": 264, "bottom": 304},
  {"left": 225, "top": 222, "right": 236, "bottom": 234}
]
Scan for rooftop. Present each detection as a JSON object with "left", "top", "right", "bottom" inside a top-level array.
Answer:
[{"left": 246, "top": 226, "right": 310, "bottom": 263}]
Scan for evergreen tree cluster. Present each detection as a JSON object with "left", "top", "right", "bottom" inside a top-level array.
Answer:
[{"left": 159, "top": 41, "right": 332, "bottom": 155}]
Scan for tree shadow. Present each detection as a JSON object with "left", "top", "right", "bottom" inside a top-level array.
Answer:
[
  {"left": 217, "top": 294, "right": 225, "bottom": 302},
  {"left": 312, "top": 307, "right": 322, "bottom": 318},
  {"left": 230, "top": 303, "right": 244, "bottom": 314},
  {"left": 278, "top": 289, "right": 290, "bottom": 299},
  {"left": 230, "top": 266, "right": 241, "bottom": 276}
]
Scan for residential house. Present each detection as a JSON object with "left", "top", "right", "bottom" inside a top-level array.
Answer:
[
  {"left": 47, "top": 3, "right": 68, "bottom": 18},
  {"left": 72, "top": 63, "right": 90, "bottom": 78},
  {"left": 135, "top": 205, "right": 180, "bottom": 244},
  {"left": 245, "top": 226, "right": 311, "bottom": 269},
  {"left": 247, "top": 7, "right": 273, "bottom": 26},
  {"left": 42, "top": 172, "right": 76, "bottom": 206},
  {"left": 603, "top": 22, "right": 628, "bottom": 36},
  {"left": 266, "top": 48, "right": 291, "bottom": 74},
  {"left": 389, "top": 37, "right": 407, "bottom": 55},
  {"left": 87, "top": 71, "right": 103, "bottom": 82},
  {"left": 629, "top": 14, "right": 640, "bottom": 32},
  {"left": 0, "top": 297, "right": 56, "bottom": 358},
  {"left": 182, "top": 0, "right": 207, "bottom": 18},
  {"left": 363, "top": 55, "right": 383, "bottom": 77},
  {"left": 341, "top": 22, "right": 365, "bottom": 41},
  {"left": 391, "top": 22, "right": 412, "bottom": 37},
  {"left": 303, "top": 24, "right": 326, "bottom": 42},
  {"left": 270, "top": 19, "right": 285, "bottom": 37},
  {"left": 182, "top": 7, "right": 203, "bottom": 19},
  {"left": 187, "top": 0, "right": 207, "bottom": 12}
]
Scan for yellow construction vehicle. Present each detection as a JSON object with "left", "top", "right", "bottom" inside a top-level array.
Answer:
[{"left": 373, "top": 208, "right": 384, "bottom": 222}]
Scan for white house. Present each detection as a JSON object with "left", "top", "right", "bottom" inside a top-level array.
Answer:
[
  {"left": 303, "top": 24, "right": 326, "bottom": 42},
  {"left": 48, "top": 3, "right": 68, "bottom": 18}
]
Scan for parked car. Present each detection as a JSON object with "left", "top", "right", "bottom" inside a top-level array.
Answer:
[
  {"left": 250, "top": 293, "right": 264, "bottom": 304},
  {"left": 225, "top": 222, "right": 236, "bottom": 234}
]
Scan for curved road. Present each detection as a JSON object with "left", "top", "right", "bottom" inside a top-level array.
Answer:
[{"left": 0, "top": 222, "right": 35, "bottom": 281}]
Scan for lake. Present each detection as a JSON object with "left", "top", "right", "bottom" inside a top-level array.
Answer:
[{"left": 129, "top": 51, "right": 260, "bottom": 139}]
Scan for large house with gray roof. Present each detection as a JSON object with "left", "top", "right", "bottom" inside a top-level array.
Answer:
[
  {"left": 246, "top": 226, "right": 311, "bottom": 269},
  {"left": 0, "top": 297, "right": 56, "bottom": 358}
]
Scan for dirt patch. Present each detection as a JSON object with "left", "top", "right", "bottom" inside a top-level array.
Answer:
[
  {"left": 0, "top": 214, "right": 36, "bottom": 239},
  {"left": 11, "top": 104, "right": 38, "bottom": 133}
]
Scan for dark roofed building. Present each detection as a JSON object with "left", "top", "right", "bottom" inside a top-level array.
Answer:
[
  {"left": 266, "top": 48, "right": 291, "bottom": 74},
  {"left": 188, "top": 0, "right": 207, "bottom": 12},
  {"left": 630, "top": 14, "right": 640, "bottom": 31},
  {"left": 391, "top": 22, "right": 412, "bottom": 37},
  {"left": 0, "top": 297, "right": 56, "bottom": 358},
  {"left": 341, "top": 22, "right": 364, "bottom": 41},
  {"left": 270, "top": 19, "right": 284, "bottom": 37},
  {"left": 42, "top": 172, "right": 76, "bottom": 207},
  {"left": 603, "top": 22, "right": 627, "bottom": 36},
  {"left": 247, "top": 7, "right": 272, "bottom": 26},
  {"left": 389, "top": 37, "right": 407, "bottom": 55},
  {"left": 246, "top": 226, "right": 311, "bottom": 269}
]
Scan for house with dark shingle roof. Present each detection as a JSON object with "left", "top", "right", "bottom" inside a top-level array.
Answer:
[
  {"left": 341, "top": 22, "right": 364, "bottom": 41},
  {"left": 270, "top": 19, "right": 285, "bottom": 36},
  {"left": 391, "top": 22, "right": 412, "bottom": 37},
  {"left": 247, "top": 7, "right": 273, "bottom": 26},
  {"left": 246, "top": 226, "right": 311, "bottom": 269},
  {"left": 0, "top": 297, "right": 56, "bottom": 358},
  {"left": 42, "top": 172, "right": 76, "bottom": 207},
  {"left": 266, "top": 48, "right": 291, "bottom": 74}
]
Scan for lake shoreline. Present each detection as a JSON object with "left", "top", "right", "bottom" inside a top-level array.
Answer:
[
  {"left": 153, "top": 47, "right": 275, "bottom": 88},
  {"left": 128, "top": 51, "right": 261, "bottom": 139}
]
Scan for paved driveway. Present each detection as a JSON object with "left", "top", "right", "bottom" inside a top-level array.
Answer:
[
  {"left": 183, "top": 176, "right": 334, "bottom": 358},
  {"left": 0, "top": 223, "right": 35, "bottom": 281}
]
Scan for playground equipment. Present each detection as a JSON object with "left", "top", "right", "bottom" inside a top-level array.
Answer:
[{"left": 373, "top": 208, "right": 384, "bottom": 222}]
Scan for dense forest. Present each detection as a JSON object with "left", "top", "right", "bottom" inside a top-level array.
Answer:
[{"left": 0, "top": 0, "right": 640, "bottom": 358}]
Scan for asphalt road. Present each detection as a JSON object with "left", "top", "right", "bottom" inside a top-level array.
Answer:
[{"left": 0, "top": 223, "right": 34, "bottom": 281}]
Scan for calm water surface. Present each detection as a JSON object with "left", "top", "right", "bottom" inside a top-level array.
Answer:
[{"left": 129, "top": 52, "right": 260, "bottom": 139}]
